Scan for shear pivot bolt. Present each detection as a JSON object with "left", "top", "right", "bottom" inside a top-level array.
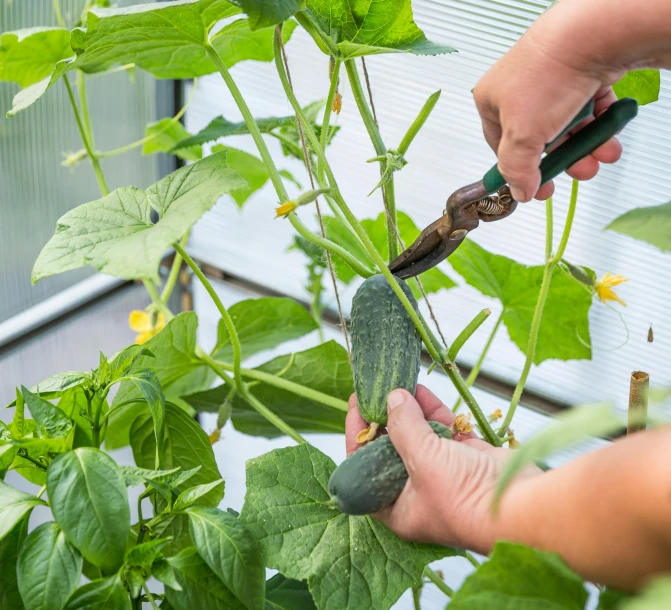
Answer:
[{"left": 448, "top": 229, "right": 468, "bottom": 240}]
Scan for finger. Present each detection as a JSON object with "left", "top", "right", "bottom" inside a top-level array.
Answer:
[
  {"left": 345, "top": 393, "right": 367, "bottom": 456},
  {"left": 387, "top": 389, "right": 444, "bottom": 475},
  {"left": 566, "top": 155, "right": 600, "bottom": 181},
  {"left": 534, "top": 181, "right": 555, "bottom": 201},
  {"left": 414, "top": 384, "right": 456, "bottom": 427},
  {"left": 496, "top": 128, "right": 544, "bottom": 202},
  {"left": 591, "top": 137, "right": 622, "bottom": 164}
]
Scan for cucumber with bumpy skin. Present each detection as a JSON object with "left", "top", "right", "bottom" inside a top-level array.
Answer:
[
  {"left": 328, "top": 421, "right": 452, "bottom": 515},
  {"left": 351, "top": 274, "right": 422, "bottom": 428}
]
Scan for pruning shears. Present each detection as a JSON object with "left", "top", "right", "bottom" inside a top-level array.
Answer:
[{"left": 388, "top": 97, "right": 639, "bottom": 279}]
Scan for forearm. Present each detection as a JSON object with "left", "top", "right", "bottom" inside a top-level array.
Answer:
[{"left": 481, "top": 426, "right": 671, "bottom": 590}]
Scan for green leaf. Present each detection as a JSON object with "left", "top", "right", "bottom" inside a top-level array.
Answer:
[
  {"left": 152, "top": 558, "right": 182, "bottom": 592},
  {"left": 324, "top": 211, "right": 456, "bottom": 293},
  {"left": 47, "top": 448, "right": 130, "bottom": 573},
  {"left": 17, "top": 522, "right": 82, "bottom": 610},
  {"left": 33, "top": 151, "right": 245, "bottom": 284},
  {"left": 231, "top": 0, "right": 303, "bottom": 29},
  {"left": 0, "top": 517, "right": 28, "bottom": 610},
  {"left": 130, "top": 403, "right": 224, "bottom": 507},
  {"left": 143, "top": 118, "right": 203, "bottom": 162},
  {"left": 166, "top": 547, "right": 245, "bottom": 610},
  {"left": 21, "top": 387, "right": 73, "bottom": 439},
  {"left": 448, "top": 541, "right": 587, "bottom": 609},
  {"left": 598, "top": 588, "right": 632, "bottom": 610},
  {"left": 240, "top": 444, "right": 458, "bottom": 610},
  {"left": 230, "top": 341, "right": 350, "bottom": 437},
  {"left": 606, "top": 201, "right": 671, "bottom": 252},
  {"left": 125, "top": 538, "right": 170, "bottom": 573},
  {"left": 64, "top": 575, "right": 130, "bottom": 610},
  {"left": 449, "top": 240, "right": 593, "bottom": 364},
  {"left": 186, "top": 506, "right": 265, "bottom": 610},
  {"left": 213, "top": 297, "right": 318, "bottom": 361},
  {"left": 0, "top": 481, "right": 46, "bottom": 542},
  {"left": 0, "top": 28, "right": 74, "bottom": 88},
  {"left": 56, "top": 388, "right": 108, "bottom": 449},
  {"left": 619, "top": 577, "right": 671, "bottom": 609},
  {"left": 72, "top": 1, "right": 295, "bottom": 80},
  {"left": 29, "top": 372, "right": 91, "bottom": 400},
  {"left": 6, "top": 57, "right": 73, "bottom": 117},
  {"left": 265, "top": 574, "right": 316, "bottom": 610},
  {"left": 212, "top": 145, "right": 270, "bottom": 207},
  {"left": 120, "top": 369, "right": 166, "bottom": 468},
  {"left": 613, "top": 70, "right": 660, "bottom": 106},
  {"left": 494, "top": 403, "right": 623, "bottom": 507},
  {"left": 118, "top": 466, "right": 181, "bottom": 487},
  {"left": 174, "top": 479, "right": 225, "bottom": 511},
  {"left": 302, "top": 0, "right": 456, "bottom": 58},
  {"left": 109, "top": 312, "right": 211, "bottom": 450}
]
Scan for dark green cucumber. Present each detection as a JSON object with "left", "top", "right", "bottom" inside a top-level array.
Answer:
[
  {"left": 328, "top": 421, "right": 452, "bottom": 515},
  {"left": 350, "top": 274, "right": 421, "bottom": 427}
]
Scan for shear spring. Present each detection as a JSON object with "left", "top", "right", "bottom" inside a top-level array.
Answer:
[{"left": 474, "top": 195, "right": 506, "bottom": 215}]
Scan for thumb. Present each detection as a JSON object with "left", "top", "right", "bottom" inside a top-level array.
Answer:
[
  {"left": 386, "top": 389, "right": 439, "bottom": 475},
  {"left": 495, "top": 127, "right": 544, "bottom": 203}
]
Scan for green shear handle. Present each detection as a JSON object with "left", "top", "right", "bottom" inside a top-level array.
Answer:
[{"left": 482, "top": 97, "right": 639, "bottom": 193}]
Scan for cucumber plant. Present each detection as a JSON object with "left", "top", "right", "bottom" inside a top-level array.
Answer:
[{"left": 0, "top": 0, "right": 666, "bottom": 609}]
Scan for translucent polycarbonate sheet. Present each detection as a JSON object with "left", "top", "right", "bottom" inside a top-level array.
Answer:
[
  {"left": 0, "top": 0, "right": 163, "bottom": 324},
  {"left": 185, "top": 1, "right": 671, "bottom": 414}
]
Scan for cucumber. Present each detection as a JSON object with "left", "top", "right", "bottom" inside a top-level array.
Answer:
[
  {"left": 328, "top": 421, "right": 452, "bottom": 515},
  {"left": 351, "top": 274, "right": 422, "bottom": 428}
]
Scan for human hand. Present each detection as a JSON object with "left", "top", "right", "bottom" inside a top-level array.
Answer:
[
  {"left": 473, "top": 0, "right": 626, "bottom": 203},
  {"left": 345, "top": 385, "right": 540, "bottom": 551}
]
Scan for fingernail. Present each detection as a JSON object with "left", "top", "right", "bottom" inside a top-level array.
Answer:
[
  {"left": 387, "top": 390, "right": 406, "bottom": 411},
  {"left": 511, "top": 187, "right": 528, "bottom": 202}
]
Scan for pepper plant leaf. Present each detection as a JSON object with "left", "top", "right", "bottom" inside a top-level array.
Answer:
[
  {"left": 231, "top": 0, "right": 304, "bottom": 29},
  {"left": 606, "top": 200, "right": 671, "bottom": 252},
  {"left": 613, "top": 69, "right": 660, "bottom": 106},
  {"left": 213, "top": 297, "right": 318, "bottom": 361},
  {"left": 448, "top": 541, "right": 588, "bottom": 610},
  {"left": 0, "top": 518, "right": 28, "bottom": 610},
  {"left": 0, "top": 481, "right": 46, "bottom": 542},
  {"left": 186, "top": 506, "right": 266, "bottom": 610},
  {"left": 324, "top": 211, "right": 456, "bottom": 294},
  {"left": 71, "top": 0, "right": 295, "bottom": 79},
  {"left": 57, "top": 388, "right": 108, "bottom": 449},
  {"left": 22, "top": 387, "right": 73, "bottom": 440},
  {"left": 130, "top": 403, "right": 224, "bottom": 507},
  {"left": 240, "top": 443, "right": 460, "bottom": 610},
  {"left": 17, "top": 521, "right": 83, "bottom": 610},
  {"left": 47, "top": 448, "right": 130, "bottom": 573},
  {"left": 166, "top": 547, "right": 247, "bottom": 610},
  {"left": 109, "top": 313, "right": 212, "bottom": 449},
  {"left": 301, "top": 0, "right": 456, "bottom": 58},
  {"left": 494, "top": 403, "right": 622, "bottom": 508},
  {"left": 64, "top": 575, "right": 131, "bottom": 610},
  {"left": 265, "top": 574, "right": 316, "bottom": 610},
  {"left": 33, "top": 151, "right": 245, "bottom": 284},
  {"left": 449, "top": 240, "right": 592, "bottom": 364},
  {"left": 228, "top": 341, "right": 350, "bottom": 437}
]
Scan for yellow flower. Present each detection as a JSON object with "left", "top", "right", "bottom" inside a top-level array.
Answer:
[
  {"left": 209, "top": 428, "right": 221, "bottom": 445},
  {"left": 594, "top": 272, "right": 628, "bottom": 306},
  {"left": 129, "top": 310, "right": 165, "bottom": 345},
  {"left": 488, "top": 408, "right": 502, "bottom": 423},
  {"left": 507, "top": 428, "right": 521, "bottom": 449},
  {"left": 275, "top": 201, "right": 296, "bottom": 218},
  {"left": 332, "top": 92, "right": 342, "bottom": 115},
  {"left": 454, "top": 413, "right": 473, "bottom": 436}
]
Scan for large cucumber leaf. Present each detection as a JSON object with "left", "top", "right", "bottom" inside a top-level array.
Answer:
[
  {"left": 240, "top": 444, "right": 461, "bottom": 610},
  {"left": 606, "top": 200, "right": 671, "bottom": 252},
  {"left": 449, "top": 239, "right": 592, "bottom": 364},
  {"left": 449, "top": 542, "right": 587, "bottom": 610},
  {"left": 231, "top": 0, "right": 304, "bottom": 30},
  {"left": 33, "top": 151, "right": 244, "bottom": 284},
  {"left": 300, "top": 0, "right": 456, "bottom": 58},
  {"left": 613, "top": 69, "right": 660, "bottom": 106}
]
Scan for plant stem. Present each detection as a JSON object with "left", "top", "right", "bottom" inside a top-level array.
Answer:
[
  {"left": 201, "top": 353, "right": 306, "bottom": 444},
  {"left": 17, "top": 451, "right": 47, "bottom": 470},
  {"left": 319, "top": 59, "right": 341, "bottom": 177},
  {"left": 98, "top": 79, "right": 198, "bottom": 159},
  {"left": 143, "top": 585, "right": 160, "bottom": 610},
  {"left": 453, "top": 312, "right": 503, "bottom": 413},
  {"left": 143, "top": 279, "right": 175, "bottom": 322},
  {"left": 501, "top": 181, "right": 580, "bottom": 435},
  {"left": 161, "top": 230, "right": 190, "bottom": 303},
  {"left": 412, "top": 585, "right": 422, "bottom": 610},
  {"left": 288, "top": 214, "right": 373, "bottom": 278},
  {"left": 344, "top": 60, "right": 398, "bottom": 260},
  {"left": 448, "top": 308, "right": 491, "bottom": 361},
  {"left": 173, "top": 243, "right": 243, "bottom": 387},
  {"left": 204, "top": 42, "right": 288, "bottom": 201},
  {"left": 213, "top": 359, "right": 348, "bottom": 412},
  {"left": 63, "top": 75, "right": 109, "bottom": 196},
  {"left": 53, "top": 0, "right": 66, "bottom": 27},
  {"left": 423, "top": 567, "right": 453, "bottom": 598},
  {"left": 465, "top": 551, "right": 481, "bottom": 568},
  {"left": 274, "top": 33, "right": 499, "bottom": 446}
]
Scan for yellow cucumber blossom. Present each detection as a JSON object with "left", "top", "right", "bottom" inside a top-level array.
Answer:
[
  {"left": 332, "top": 92, "right": 342, "bottom": 114},
  {"left": 488, "top": 408, "right": 502, "bottom": 423},
  {"left": 129, "top": 309, "right": 165, "bottom": 345},
  {"left": 275, "top": 188, "right": 332, "bottom": 218},
  {"left": 275, "top": 201, "right": 296, "bottom": 218},
  {"left": 594, "top": 272, "right": 628, "bottom": 306},
  {"left": 453, "top": 413, "right": 473, "bottom": 436}
]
